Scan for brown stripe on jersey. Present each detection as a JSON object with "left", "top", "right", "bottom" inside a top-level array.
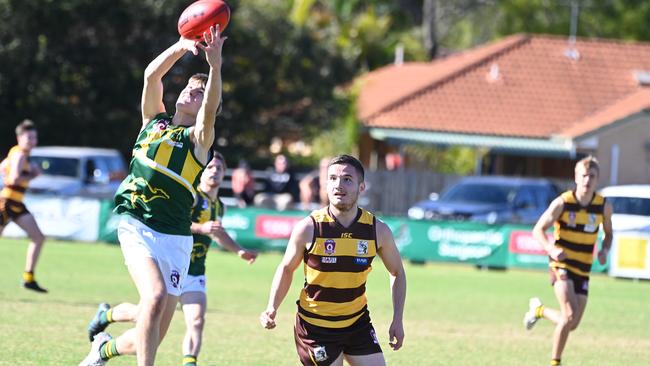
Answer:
[
  {"left": 5, "top": 185, "right": 26, "bottom": 193},
  {"left": 555, "top": 238, "right": 596, "bottom": 253},
  {"left": 306, "top": 255, "right": 375, "bottom": 273},
  {"left": 564, "top": 258, "right": 593, "bottom": 273},
  {"left": 562, "top": 202, "right": 604, "bottom": 214},
  {"left": 317, "top": 221, "right": 376, "bottom": 241},
  {"left": 304, "top": 283, "right": 366, "bottom": 303},
  {"left": 297, "top": 303, "right": 368, "bottom": 321}
]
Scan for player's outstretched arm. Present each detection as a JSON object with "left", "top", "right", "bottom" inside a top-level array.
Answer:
[
  {"left": 211, "top": 221, "right": 258, "bottom": 264},
  {"left": 192, "top": 25, "right": 226, "bottom": 159},
  {"left": 260, "top": 217, "right": 313, "bottom": 330},
  {"left": 141, "top": 38, "right": 199, "bottom": 126},
  {"left": 376, "top": 219, "right": 406, "bottom": 351},
  {"left": 533, "top": 197, "right": 565, "bottom": 261}
]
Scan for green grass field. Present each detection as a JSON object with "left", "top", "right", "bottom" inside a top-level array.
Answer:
[{"left": 1, "top": 238, "right": 649, "bottom": 365}]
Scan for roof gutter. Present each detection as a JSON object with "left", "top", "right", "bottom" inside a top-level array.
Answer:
[{"left": 369, "top": 127, "right": 575, "bottom": 157}]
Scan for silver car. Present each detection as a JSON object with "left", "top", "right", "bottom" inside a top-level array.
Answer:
[{"left": 26, "top": 146, "right": 127, "bottom": 199}]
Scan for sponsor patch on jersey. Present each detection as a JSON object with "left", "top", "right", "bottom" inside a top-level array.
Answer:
[
  {"left": 324, "top": 239, "right": 336, "bottom": 255},
  {"left": 201, "top": 199, "right": 210, "bottom": 210},
  {"left": 584, "top": 213, "right": 597, "bottom": 232},
  {"left": 567, "top": 212, "right": 576, "bottom": 227},
  {"left": 313, "top": 346, "right": 328, "bottom": 362},
  {"left": 170, "top": 270, "right": 180, "bottom": 288},
  {"left": 165, "top": 139, "right": 184, "bottom": 149},
  {"left": 322, "top": 256, "right": 338, "bottom": 264},
  {"left": 357, "top": 240, "right": 369, "bottom": 255},
  {"left": 354, "top": 257, "right": 369, "bottom": 265}
]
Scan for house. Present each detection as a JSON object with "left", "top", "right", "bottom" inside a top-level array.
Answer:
[{"left": 357, "top": 34, "right": 650, "bottom": 186}]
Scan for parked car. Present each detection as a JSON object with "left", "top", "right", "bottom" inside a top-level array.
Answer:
[
  {"left": 407, "top": 176, "right": 559, "bottom": 224},
  {"left": 599, "top": 185, "right": 650, "bottom": 231},
  {"left": 25, "top": 146, "right": 127, "bottom": 199}
]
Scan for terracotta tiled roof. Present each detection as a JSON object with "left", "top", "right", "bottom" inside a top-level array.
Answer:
[{"left": 358, "top": 34, "right": 650, "bottom": 139}]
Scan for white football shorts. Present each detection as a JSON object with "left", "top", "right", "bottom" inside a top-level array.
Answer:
[
  {"left": 182, "top": 274, "right": 207, "bottom": 294},
  {"left": 117, "top": 215, "right": 192, "bottom": 296}
]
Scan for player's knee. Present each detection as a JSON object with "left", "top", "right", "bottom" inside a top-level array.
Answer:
[
  {"left": 141, "top": 292, "right": 167, "bottom": 314},
  {"left": 31, "top": 232, "right": 45, "bottom": 245},
  {"left": 562, "top": 314, "right": 575, "bottom": 329},
  {"left": 191, "top": 315, "right": 205, "bottom": 330},
  {"left": 569, "top": 317, "right": 581, "bottom": 330}
]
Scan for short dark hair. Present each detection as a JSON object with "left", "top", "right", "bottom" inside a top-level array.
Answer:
[
  {"left": 15, "top": 119, "right": 36, "bottom": 136},
  {"left": 190, "top": 73, "right": 208, "bottom": 88},
  {"left": 328, "top": 154, "right": 365, "bottom": 182},
  {"left": 212, "top": 150, "right": 226, "bottom": 170}
]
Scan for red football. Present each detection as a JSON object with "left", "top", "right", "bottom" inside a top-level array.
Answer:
[{"left": 177, "top": 0, "right": 230, "bottom": 40}]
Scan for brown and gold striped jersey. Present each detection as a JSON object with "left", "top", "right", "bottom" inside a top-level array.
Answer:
[
  {"left": 551, "top": 190, "right": 605, "bottom": 279},
  {"left": 1, "top": 146, "right": 31, "bottom": 202},
  {"left": 297, "top": 207, "right": 378, "bottom": 329}
]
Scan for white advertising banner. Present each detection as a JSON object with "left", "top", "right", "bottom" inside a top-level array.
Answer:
[
  {"left": 608, "top": 231, "right": 650, "bottom": 279},
  {"left": 3, "top": 194, "right": 101, "bottom": 242}
]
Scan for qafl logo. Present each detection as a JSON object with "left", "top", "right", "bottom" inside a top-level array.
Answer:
[
  {"left": 324, "top": 239, "right": 336, "bottom": 255},
  {"left": 170, "top": 270, "right": 180, "bottom": 288}
]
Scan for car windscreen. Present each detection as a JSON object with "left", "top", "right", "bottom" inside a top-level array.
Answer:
[
  {"left": 31, "top": 156, "right": 79, "bottom": 178},
  {"left": 607, "top": 196, "right": 650, "bottom": 216},
  {"left": 441, "top": 183, "right": 516, "bottom": 204}
]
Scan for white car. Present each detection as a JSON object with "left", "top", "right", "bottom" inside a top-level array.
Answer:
[
  {"left": 600, "top": 185, "right": 650, "bottom": 231},
  {"left": 26, "top": 146, "right": 127, "bottom": 199}
]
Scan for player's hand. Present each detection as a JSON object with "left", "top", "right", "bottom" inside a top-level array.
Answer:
[
  {"left": 177, "top": 37, "right": 199, "bottom": 56},
  {"left": 388, "top": 320, "right": 404, "bottom": 351},
  {"left": 548, "top": 246, "right": 566, "bottom": 262},
  {"left": 597, "top": 247, "right": 609, "bottom": 265},
  {"left": 259, "top": 308, "right": 277, "bottom": 329},
  {"left": 200, "top": 220, "right": 224, "bottom": 235},
  {"left": 197, "top": 24, "right": 227, "bottom": 68},
  {"left": 238, "top": 249, "right": 258, "bottom": 264}
]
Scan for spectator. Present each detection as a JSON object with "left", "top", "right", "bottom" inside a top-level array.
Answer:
[
  {"left": 254, "top": 154, "right": 299, "bottom": 211},
  {"left": 231, "top": 160, "right": 256, "bottom": 208},
  {"left": 299, "top": 157, "right": 330, "bottom": 210}
]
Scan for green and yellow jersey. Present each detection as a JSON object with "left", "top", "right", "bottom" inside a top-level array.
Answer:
[
  {"left": 298, "top": 207, "right": 378, "bottom": 329},
  {"left": 551, "top": 190, "right": 606, "bottom": 279},
  {"left": 114, "top": 114, "right": 204, "bottom": 235},
  {"left": 188, "top": 189, "right": 224, "bottom": 276}
]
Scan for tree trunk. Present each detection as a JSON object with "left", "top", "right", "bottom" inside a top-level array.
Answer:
[{"left": 423, "top": 0, "right": 437, "bottom": 60}]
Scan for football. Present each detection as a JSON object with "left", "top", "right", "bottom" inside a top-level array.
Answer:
[{"left": 178, "top": 0, "right": 230, "bottom": 40}]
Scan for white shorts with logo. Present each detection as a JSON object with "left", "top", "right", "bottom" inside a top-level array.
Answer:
[
  {"left": 117, "top": 215, "right": 193, "bottom": 296},
  {"left": 182, "top": 274, "right": 207, "bottom": 294}
]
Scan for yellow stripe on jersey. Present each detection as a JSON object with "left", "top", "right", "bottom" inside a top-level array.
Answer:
[
  {"left": 299, "top": 292, "right": 368, "bottom": 317},
  {"left": 559, "top": 210, "right": 601, "bottom": 225},
  {"left": 180, "top": 150, "right": 203, "bottom": 190},
  {"left": 305, "top": 266, "right": 372, "bottom": 289},
  {"left": 298, "top": 312, "right": 364, "bottom": 329},
  {"left": 550, "top": 261, "right": 591, "bottom": 277},
  {"left": 0, "top": 189, "right": 23, "bottom": 201},
  {"left": 556, "top": 228, "right": 599, "bottom": 244},
  {"left": 153, "top": 140, "right": 174, "bottom": 168},
  {"left": 358, "top": 209, "right": 374, "bottom": 225},
  {"left": 311, "top": 209, "right": 335, "bottom": 223}
]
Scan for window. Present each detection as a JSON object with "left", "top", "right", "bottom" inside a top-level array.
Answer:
[{"left": 31, "top": 156, "right": 79, "bottom": 178}]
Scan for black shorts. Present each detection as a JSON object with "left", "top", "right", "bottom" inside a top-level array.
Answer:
[
  {"left": 294, "top": 311, "right": 382, "bottom": 366},
  {"left": 0, "top": 197, "right": 29, "bottom": 226},
  {"left": 549, "top": 266, "right": 589, "bottom": 296}
]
